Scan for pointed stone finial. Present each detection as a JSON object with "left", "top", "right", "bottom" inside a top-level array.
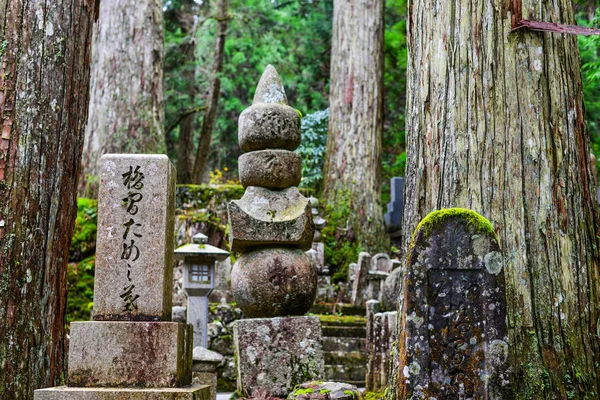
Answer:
[{"left": 252, "top": 65, "right": 288, "bottom": 105}]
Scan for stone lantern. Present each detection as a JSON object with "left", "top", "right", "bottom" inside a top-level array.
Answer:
[{"left": 175, "top": 233, "right": 229, "bottom": 348}]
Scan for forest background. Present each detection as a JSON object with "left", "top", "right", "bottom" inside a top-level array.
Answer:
[
  {"left": 163, "top": 0, "right": 600, "bottom": 198},
  {"left": 66, "top": 0, "right": 600, "bottom": 321}
]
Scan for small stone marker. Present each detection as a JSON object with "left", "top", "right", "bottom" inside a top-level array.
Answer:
[
  {"left": 351, "top": 252, "right": 371, "bottom": 307},
  {"left": 93, "top": 154, "right": 176, "bottom": 321},
  {"left": 396, "top": 209, "right": 511, "bottom": 399}
]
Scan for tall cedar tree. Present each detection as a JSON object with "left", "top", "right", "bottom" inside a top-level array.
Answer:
[
  {"left": 192, "top": 0, "right": 229, "bottom": 183},
  {"left": 392, "top": 0, "right": 600, "bottom": 398},
  {"left": 322, "top": 0, "right": 389, "bottom": 259},
  {"left": 79, "top": 0, "right": 165, "bottom": 197},
  {"left": 0, "top": 1, "right": 98, "bottom": 398}
]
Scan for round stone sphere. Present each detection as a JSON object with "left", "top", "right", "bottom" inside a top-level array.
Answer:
[{"left": 231, "top": 248, "right": 317, "bottom": 318}]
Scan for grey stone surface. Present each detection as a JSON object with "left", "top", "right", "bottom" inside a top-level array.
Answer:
[
  {"left": 351, "top": 252, "right": 371, "bottom": 307},
  {"left": 382, "top": 267, "right": 403, "bottom": 311},
  {"left": 252, "top": 64, "right": 288, "bottom": 105},
  {"left": 234, "top": 316, "right": 324, "bottom": 398},
  {"left": 93, "top": 154, "right": 176, "bottom": 321},
  {"left": 287, "top": 382, "right": 360, "bottom": 400},
  {"left": 34, "top": 385, "right": 210, "bottom": 400},
  {"left": 68, "top": 321, "right": 192, "bottom": 388},
  {"left": 188, "top": 296, "right": 210, "bottom": 348},
  {"left": 228, "top": 186, "right": 313, "bottom": 252},
  {"left": 371, "top": 253, "right": 391, "bottom": 272},
  {"left": 238, "top": 150, "right": 302, "bottom": 189},
  {"left": 192, "top": 347, "right": 223, "bottom": 400},
  {"left": 231, "top": 248, "right": 317, "bottom": 318},
  {"left": 384, "top": 177, "right": 404, "bottom": 233},
  {"left": 397, "top": 210, "right": 511, "bottom": 399},
  {"left": 238, "top": 103, "right": 301, "bottom": 152},
  {"left": 307, "top": 242, "right": 325, "bottom": 274}
]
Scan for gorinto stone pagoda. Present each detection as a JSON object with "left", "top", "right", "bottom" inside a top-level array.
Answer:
[{"left": 228, "top": 66, "right": 324, "bottom": 398}]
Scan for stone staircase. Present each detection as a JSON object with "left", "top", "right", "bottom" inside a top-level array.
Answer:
[{"left": 312, "top": 303, "right": 367, "bottom": 387}]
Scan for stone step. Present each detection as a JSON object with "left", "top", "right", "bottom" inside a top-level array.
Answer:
[
  {"left": 322, "top": 325, "right": 366, "bottom": 338},
  {"left": 322, "top": 337, "right": 365, "bottom": 353},
  {"left": 324, "top": 364, "right": 366, "bottom": 383},
  {"left": 324, "top": 351, "right": 366, "bottom": 365},
  {"left": 310, "top": 303, "right": 366, "bottom": 316}
]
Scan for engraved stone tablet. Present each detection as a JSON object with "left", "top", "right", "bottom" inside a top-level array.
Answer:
[
  {"left": 396, "top": 209, "right": 512, "bottom": 399},
  {"left": 92, "top": 154, "right": 176, "bottom": 321}
]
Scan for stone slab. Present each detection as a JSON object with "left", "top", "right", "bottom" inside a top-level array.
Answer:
[
  {"left": 351, "top": 252, "right": 371, "bottom": 307},
  {"left": 396, "top": 209, "right": 512, "bottom": 399},
  {"left": 238, "top": 150, "right": 301, "bottom": 189},
  {"left": 68, "top": 321, "right": 192, "bottom": 388},
  {"left": 233, "top": 316, "right": 324, "bottom": 397},
  {"left": 93, "top": 154, "right": 176, "bottom": 321},
  {"left": 34, "top": 385, "right": 210, "bottom": 400},
  {"left": 228, "top": 186, "right": 313, "bottom": 252}
]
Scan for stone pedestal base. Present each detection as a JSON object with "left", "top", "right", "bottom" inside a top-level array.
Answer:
[
  {"left": 233, "top": 316, "right": 324, "bottom": 398},
  {"left": 68, "top": 321, "right": 193, "bottom": 388},
  {"left": 34, "top": 385, "right": 210, "bottom": 400}
]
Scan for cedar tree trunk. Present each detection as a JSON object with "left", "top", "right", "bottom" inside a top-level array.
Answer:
[
  {"left": 0, "top": 1, "right": 97, "bottom": 398},
  {"left": 79, "top": 0, "right": 165, "bottom": 197},
  {"left": 322, "top": 0, "right": 389, "bottom": 257},
  {"left": 191, "top": 0, "right": 228, "bottom": 183}
]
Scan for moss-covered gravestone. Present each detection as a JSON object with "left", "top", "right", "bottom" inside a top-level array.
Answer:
[{"left": 394, "top": 209, "right": 512, "bottom": 399}]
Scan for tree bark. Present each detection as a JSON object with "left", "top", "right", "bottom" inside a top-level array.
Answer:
[
  {"left": 393, "top": 0, "right": 600, "bottom": 397},
  {"left": 0, "top": 1, "right": 97, "bottom": 398},
  {"left": 191, "top": 0, "right": 229, "bottom": 184},
  {"left": 79, "top": 0, "right": 165, "bottom": 197},
  {"left": 322, "top": 0, "right": 389, "bottom": 255}
]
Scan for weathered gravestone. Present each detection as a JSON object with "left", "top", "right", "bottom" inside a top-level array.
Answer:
[
  {"left": 395, "top": 208, "right": 511, "bottom": 399},
  {"left": 384, "top": 177, "right": 404, "bottom": 234},
  {"left": 351, "top": 252, "right": 371, "bottom": 307},
  {"left": 35, "top": 155, "right": 208, "bottom": 399}
]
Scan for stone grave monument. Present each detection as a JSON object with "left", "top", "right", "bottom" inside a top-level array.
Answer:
[
  {"left": 228, "top": 65, "right": 323, "bottom": 397},
  {"left": 35, "top": 155, "right": 208, "bottom": 399},
  {"left": 394, "top": 208, "right": 512, "bottom": 399},
  {"left": 384, "top": 177, "right": 404, "bottom": 235}
]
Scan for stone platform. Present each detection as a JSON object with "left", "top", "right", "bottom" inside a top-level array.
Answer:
[
  {"left": 34, "top": 385, "right": 210, "bottom": 400},
  {"left": 68, "top": 321, "right": 193, "bottom": 388},
  {"left": 233, "top": 316, "right": 323, "bottom": 397}
]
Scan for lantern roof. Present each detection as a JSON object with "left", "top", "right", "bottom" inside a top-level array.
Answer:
[{"left": 174, "top": 233, "right": 229, "bottom": 261}]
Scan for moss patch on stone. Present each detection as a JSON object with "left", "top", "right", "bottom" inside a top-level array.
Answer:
[
  {"left": 412, "top": 208, "right": 497, "bottom": 243},
  {"left": 318, "top": 314, "right": 367, "bottom": 326}
]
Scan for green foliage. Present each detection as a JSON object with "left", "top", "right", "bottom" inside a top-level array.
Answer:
[
  {"left": 321, "top": 189, "right": 361, "bottom": 282},
  {"left": 578, "top": 9, "right": 600, "bottom": 175},
  {"left": 70, "top": 198, "right": 98, "bottom": 261},
  {"left": 66, "top": 256, "right": 95, "bottom": 326},
  {"left": 164, "top": 0, "right": 333, "bottom": 177},
  {"left": 297, "top": 108, "right": 329, "bottom": 190}
]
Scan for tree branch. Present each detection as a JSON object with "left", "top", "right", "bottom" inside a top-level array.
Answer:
[{"left": 165, "top": 105, "right": 207, "bottom": 136}]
